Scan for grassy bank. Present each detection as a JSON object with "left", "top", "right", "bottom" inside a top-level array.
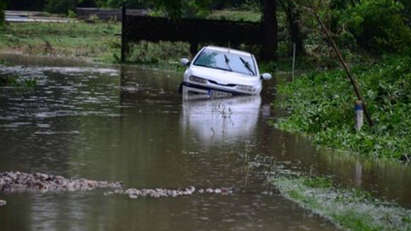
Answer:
[
  {"left": 271, "top": 55, "right": 411, "bottom": 162},
  {"left": 0, "top": 21, "right": 194, "bottom": 70},
  {"left": 271, "top": 176, "right": 411, "bottom": 231},
  {"left": 0, "top": 21, "right": 121, "bottom": 63}
]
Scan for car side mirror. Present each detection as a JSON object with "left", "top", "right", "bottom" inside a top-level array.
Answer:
[
  {"left": 180, "top": 58, "right": 190, "bottom": 66},
  {"left": 261, "top": 73, "right": 272, "bottom": 80}
]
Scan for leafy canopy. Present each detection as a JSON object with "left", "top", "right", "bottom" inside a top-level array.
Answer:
[{"left": 339, "top": 0, "right": 411, "bottom": 53}]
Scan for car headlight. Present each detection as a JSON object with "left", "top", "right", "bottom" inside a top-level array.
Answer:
[
  {"left": 189, "top": 76, "right": 208, "bottom": 84},
  {"left": 237, "top": 84, "right": 256, "bottom": 93}
]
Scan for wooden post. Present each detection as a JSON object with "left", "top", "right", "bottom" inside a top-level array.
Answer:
[
  {"left": 292, "top": 43, "right": 296, "bottom": 81},
  {"left": 121, "top": 4, "right": 126, "bottom": 63},
  {"left": 311, "top": 10, "right": 374, "bottom": 127},
  {"left": 354, "top": 161, "right": 362, "bottom": 186},
  {"left": 190, "top": 41, "right": 198, "bottom": 56},
  {"left": 355, "top": 100, "right": 364, "bottom": 131}
]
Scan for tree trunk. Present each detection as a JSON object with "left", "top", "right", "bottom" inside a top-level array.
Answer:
[
  {"left": 279, "top": 0, "right": 304, "bottom": 56},
  {"left": 287, "top": 4, "right": 304, "bottom": 56},
  {"left": 261, "top": 0, "right": 277, "bottom": 61}
]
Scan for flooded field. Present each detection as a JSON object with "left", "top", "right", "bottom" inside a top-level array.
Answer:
[{"left": 0, "top": 54, "right": 410, "bottom": 230}]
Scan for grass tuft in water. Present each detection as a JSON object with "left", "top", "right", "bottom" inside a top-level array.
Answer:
[{"left": 271, "top": 176, "right": 411, "bottom": 231}]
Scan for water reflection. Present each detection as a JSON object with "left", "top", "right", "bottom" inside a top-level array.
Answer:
[{"left": 181, "top": 96, "right": 261, "bottom": 146}]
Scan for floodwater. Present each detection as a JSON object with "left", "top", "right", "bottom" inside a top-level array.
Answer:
[{"left": 0, "top": 54, "right": 410, "bottom": 231}]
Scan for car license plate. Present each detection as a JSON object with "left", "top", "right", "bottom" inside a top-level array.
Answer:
[{"left": 208, "top": 90, "right": 232, "bottom": 98}]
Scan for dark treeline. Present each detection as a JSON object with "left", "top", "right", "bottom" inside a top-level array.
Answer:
[
  {"left": 4, "top": 0, "right": 260, "bottom": 13},
  {"left": 1, "top": 0, "right": 410, "bottom": 60}
]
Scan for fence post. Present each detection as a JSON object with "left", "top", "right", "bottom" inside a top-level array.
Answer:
[
  {"left": 292, "top": 43, "right": 296, "bottom": 81},
  {"left": 354, "top": 161, "right": 362, "bottom": 186},
  {"left": 190, "top": 41, "right": 198, "bottom": 56},
  {"left": 355, "top": 100, "right": 364, "bottom": 131},
  {"left": 121, "top": 4, "right": 126, "bottom": 63}
]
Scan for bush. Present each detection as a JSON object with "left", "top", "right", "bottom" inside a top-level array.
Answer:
[
  {"left": 0, "top": 1, "right": 5, "bottom": 27},
  {"left": 341, "top": 0, "right": 411, "bottom": 53},
  {"left": 274, "top": 55, "right": 411, "bottom": 161},
  {"left": 67, "top": 9, "right": 77, "bottom": 18},
  {"left": 127, "top": 41, "right": 190, "bottom": 65}
]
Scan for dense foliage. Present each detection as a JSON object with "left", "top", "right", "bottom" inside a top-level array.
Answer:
[
  {"left": 274, "top": 55, "right": 411, "bottom": 161},
  {"left": 45, "top": 0, "right": 77, "bottom": 13},
  {"left": 337, "top": 0, "right": 411, "bottom": 53},
  {"left": 4, "top": 0, "right": 258, "bottom": 14},
  {"left": 0, "top": 1, "right": 5, "bottom": 27}
]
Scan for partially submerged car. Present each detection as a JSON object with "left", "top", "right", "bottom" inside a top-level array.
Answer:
[{"left": 179, "top": 46, "right": 272, "bottom": 97}]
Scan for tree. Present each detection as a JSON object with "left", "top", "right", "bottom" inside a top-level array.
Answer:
[
  {"left": 278, "top": 0, "right": 304, "bottom": 56},
  {"left": 340, "top": 0, "right": 411, "bottom": 52},
  {"left": 261, "top": 0, "right": 277, "bottom": 60},
  {"left": 398, "top": 0, "right": 410, "bottom": 25}
]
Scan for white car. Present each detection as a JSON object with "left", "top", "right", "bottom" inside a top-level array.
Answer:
[{"left": 179, "top": 46, "right": 272, "bottom": 97}]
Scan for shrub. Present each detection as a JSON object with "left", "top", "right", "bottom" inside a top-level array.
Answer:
[
  {"left": 67, "top": 9, "right": 77, "bottom": 18},
  {"left": 274, "top": 55, "right": 411, "bottom": 161},
  {"left": 341, "top": 0, "right": 411, "bottom": 53}
]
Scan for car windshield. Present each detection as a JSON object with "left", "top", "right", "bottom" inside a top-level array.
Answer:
[{"left": 193, "top": 49, "right": 257, "bottom": 76}]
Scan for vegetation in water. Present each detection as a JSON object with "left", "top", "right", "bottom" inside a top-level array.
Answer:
[
  {"left": 271, "top": 55, "right": 411, "bottom": 162},
  {"left": 271, "top": 176, "right": 411, "bottom": 231},
  {"left": 0, "top": 74, "right": 37, "bottom": 88}
]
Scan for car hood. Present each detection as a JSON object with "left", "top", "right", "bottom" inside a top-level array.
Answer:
[{"left": 189, "top": 66, "right": 260, "bottom": 86}]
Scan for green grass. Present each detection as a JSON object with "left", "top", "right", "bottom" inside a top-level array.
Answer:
[
  {"left": 271, "top": 55, "right": 411, "bottom": 162},
  {"left": 0, "top": 21, "right": 193, "bottom": 70},
  {"left": 272, "top": 176, "right": 411, "bottom": 231},
  {"left": 0, "top": 21, "right": 121, "bottom": 63},
  {"left": 207, "top": 9, "right": 261, "bottom": 22},
  {"left": 125, "top": 40, "right": 191, "bottom": 71}
]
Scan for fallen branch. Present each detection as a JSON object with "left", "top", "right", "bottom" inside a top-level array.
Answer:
[{"left": 303, "top": 6, "right": 374, "bottom": 127}]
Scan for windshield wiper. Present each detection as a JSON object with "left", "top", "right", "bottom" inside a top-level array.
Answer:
[
  {"left": 224, "top": 54, "right": 233, "bottom": 72},
  {"left": 239, "top": 57, "right": 255, "bottom": 76}
]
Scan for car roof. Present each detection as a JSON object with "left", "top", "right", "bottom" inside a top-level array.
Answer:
[{"left": 204, "top": 46, "right": 253, "bottom": 57}]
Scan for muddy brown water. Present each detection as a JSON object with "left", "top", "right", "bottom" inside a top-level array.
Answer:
[{"left": 0, "top": 54, "right": 410, "bottom": 231}]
